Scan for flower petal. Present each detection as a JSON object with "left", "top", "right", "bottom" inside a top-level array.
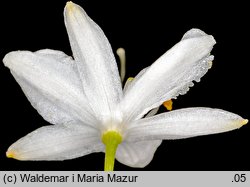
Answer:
[
  {"left": 3, "top": 50, "right": 96, "bottom": 126},
  {"left": 116, "top": 140, "right": 162, "bottom": 168},
  {"left": 126, "top": 107, "right": 247, "bottom": 141},
  {"left": 121, "top": 29, "right": 216, "bottom": 122},
  {"left": 6, "top": 122, "right": 103, "bottom": 160},
  {"left": 64, "top": 2, "right": 122, "bottom": 121}
]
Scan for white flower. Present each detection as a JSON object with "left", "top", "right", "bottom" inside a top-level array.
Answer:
[{"left": 3, "top": 1, "right": 247, "bottom": 171}]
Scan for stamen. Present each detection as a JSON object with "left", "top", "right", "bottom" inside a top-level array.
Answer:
[
  {"left": 116, "top": 48, "right": 126, "bottom": 83},
  {"left": 126, "top": 77, "right": 134, "bottom": 82},
  {"left": 123, "top": 77, "right": 134, "bottom": 91},
  {"left": 146, "top": 107, "right": 160, "bottom": 117},
  {"left": 102, "top": 131, "right": 122, "bottom": 171},
  {"left": 163, "top": 100, "right": 173, "bottom": 111}
]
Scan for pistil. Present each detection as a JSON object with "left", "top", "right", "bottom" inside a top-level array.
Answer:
[{"left": 102, "top": 131, "right": 122, "bottom": 171}]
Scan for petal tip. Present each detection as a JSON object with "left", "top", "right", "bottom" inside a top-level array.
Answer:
[
  {"left": 65, "top": 1, "right": 76, "bottom": 13},
  {"left": 6, "top": 150, "right": 16, "bottom": 159},
  {"left": 64, "top": 1, "right": 87, "bottom": 24},
  {"left": 66, "top": 1, "right": 74, "bottom": 8},
  {"left": 2, "top": 52, "right": 13, "bottom": 67},
  {"left": 241, "top": 119, "right": 248, "bottom": 126}
]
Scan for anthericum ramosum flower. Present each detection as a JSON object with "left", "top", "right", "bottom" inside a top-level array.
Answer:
[{"left": 3, "top": 1, "right": 248, "bottom": 171}]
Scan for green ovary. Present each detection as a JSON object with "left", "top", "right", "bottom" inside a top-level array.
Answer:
[{"left": 102, "top": 130, "right": 122, "bottom": 171}]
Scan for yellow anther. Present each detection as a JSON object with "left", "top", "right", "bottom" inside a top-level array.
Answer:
[
  {"left": 163, "top": 100, "right": 173, "bottom": 111},
  {"left": 124, "top": 77, "right": 134, "bottom": 91},
  {"left": 127, "top": 77, "right": 134, "bottom": 82}
]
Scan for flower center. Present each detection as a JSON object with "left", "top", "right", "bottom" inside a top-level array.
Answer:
[{"left": 101, "top": 130, "right": 122, "bottom": 171}]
